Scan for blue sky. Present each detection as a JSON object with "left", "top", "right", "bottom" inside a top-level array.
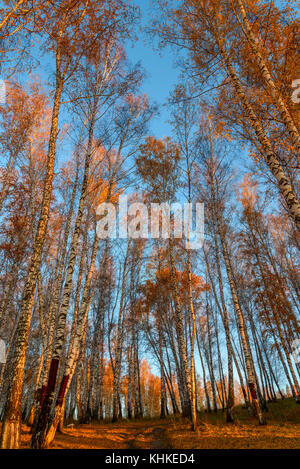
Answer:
[{"left": 125, "top": 0, "right": 181, "bottom": 138}]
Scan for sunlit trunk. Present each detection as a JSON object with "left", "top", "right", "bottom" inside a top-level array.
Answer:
[
  {"left": 213, "top": 25, "right": 300, "bottom": 230},
  {"left": 0, "top": 44, "right": 63, "bottom": 449}
]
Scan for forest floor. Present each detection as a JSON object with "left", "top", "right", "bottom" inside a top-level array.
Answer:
[{"left": 19, "top": 398, "right": 300, "bottom": 449}]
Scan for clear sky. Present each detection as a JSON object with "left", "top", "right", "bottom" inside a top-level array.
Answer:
[{"left": 125, "top": 0, "right": 181, "bottom": 139}]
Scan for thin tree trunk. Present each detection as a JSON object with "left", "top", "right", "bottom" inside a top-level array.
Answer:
[
  {"left": 212, "top": 24, "right": 300, "bottom": 229},
  {"left": 0, "top": 42, "right": 63, "bottom": 449},
  {"left": 216, "top": 211, "right": 266, "bottom": 424},
  {"left": 235, "top": 0, "right": 300, "bottom": 151}
]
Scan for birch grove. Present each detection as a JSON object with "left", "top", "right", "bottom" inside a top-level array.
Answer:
[{"left": 0, "top": 0, "right": 299, "bottom": 449}]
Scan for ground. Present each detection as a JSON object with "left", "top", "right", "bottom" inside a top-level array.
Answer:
[{"left": 18, "top": 399, "right": 300, "bottom": 449}]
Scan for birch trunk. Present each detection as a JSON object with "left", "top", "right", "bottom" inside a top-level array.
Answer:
[
  {"left": 111, "top": 245, "right": 128, "bottom": 422},
  {"left": 212, "top": 24, "right": 300, "bottom": 229},
  {"left": 31, "top": 100, "right": 97, "bottom": 448},
  {"left": 235, "top": 0, "right": 300, "bottom": 151},
  {"left": 156, "top": 244, "right": 167, "bottom": 418},
  {"left": 168, "top": 237, "right": 192, "bottom": 417},
  {"left": 217, "top": 215, "right": 266, "bottom": 424},
  {"left": 204, "top": 246, "right": 235, "bottom": 422},
  {"left": 41, "top": 232, "right": 99, "bottom": 447},
  {"left": 0, "top": 42, "right": 63, "bottom": 449}
]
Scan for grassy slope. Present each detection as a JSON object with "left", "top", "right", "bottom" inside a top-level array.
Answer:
[{"left": 20, "top": 398, "right": 300, "bottom": 449}]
